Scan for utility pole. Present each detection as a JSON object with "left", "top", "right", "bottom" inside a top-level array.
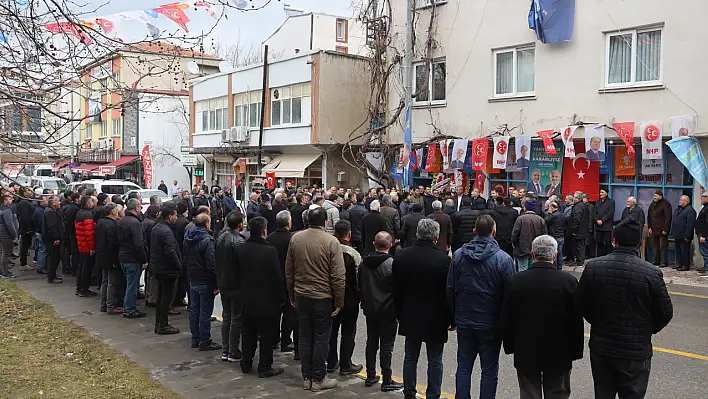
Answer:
[
  {"left": 403, "top": 0, "right": 413, "bottom": 107},
  {"left": 257, "top": 45, "right": 269, "bottom": 175}
]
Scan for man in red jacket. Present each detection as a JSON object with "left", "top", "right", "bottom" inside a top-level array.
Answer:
[{"left": 74, "top": 196, "right": 97, "bottom": 297}]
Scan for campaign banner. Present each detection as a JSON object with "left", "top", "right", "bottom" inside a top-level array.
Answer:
[
  {"left": 666, "top": 136, "right": 708, "bottom": 190},
  {"left": 492, "top": 137, "right": 509, "bottom": 169},
  {"left": 614, "top": 145, "right": 636, "bottom": 176},
  {"left": 537, "top": 130, "right": 557, "bottom": 155},
  {"left": 450, "top": 140, "right": 468, "bottom": 169},
  {"left": 613, "top": 122, "right": 635, "bottom": 154},
  {"left": 424, "top": 143, "right": 441, "bottom": 173},
  {"left": 584, "top": 125, "right": 606, "bottom": 162},
  {"left": 529, "top": 141, "right": 563, "bottom": 196},
  {"left": 641, "top": 157, "right": 663, "bottom": 175},
  {"left": 515, "top": 134, "right": 531, "bottom": 169},
  {"left": 669, "top": 115, "right": 697, "bottom": 139},
  {"left": 141, "top": 145, "right": 153, "bottom": 189},
  {"left": 440, "top": 140, "right": 450, "bottom": 171},
  {"left": 471, "top": 138, "right": 488, "bottom": 171},
  {"left": 562, "top": 126, "right": 578, "bottom": 158},
  {"left": 474, "top": 170, "right": 487, "bottom": 192},
  {"left": 639, "top": 121, "right": 662, "bottom": 160}
]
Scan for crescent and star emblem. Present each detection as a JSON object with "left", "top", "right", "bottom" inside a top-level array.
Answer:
[
  {"left": 644, "top": 125, "right": 659, "bottom": 142},
  {"left": 572, "top": 153, "right": 591, "bottom": 179}
]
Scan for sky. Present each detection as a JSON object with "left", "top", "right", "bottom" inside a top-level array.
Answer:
[{"left": 73, "top": 0, "right": 357, "bottom": 53}]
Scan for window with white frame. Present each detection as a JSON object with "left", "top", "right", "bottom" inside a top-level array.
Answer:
[
  {"left": 100, "top": 120, "right": 107, "bottom": 137},
  {"left": 195, "top": 97, "right": 228, "bottom": 132},
  {"left": 271, "top": 83, "right": 311, "bottom": 126},
  {"left": 234, "top": 91, "right": 263, "bottom": 128},
  {"left": 413, "top": 59, "right": 446, "bottom": 104},
  {"left": 112, "top": 118, "right": 121, "bottom": 137},
  {"left": 493, "top": 46, "right": 535, "bottom": 97},
  {"left": 605, "top": 27, "right": 662, "bottom": 87},
  {"left": 336, "top": 19, "right": 347, "bottom": 42}
]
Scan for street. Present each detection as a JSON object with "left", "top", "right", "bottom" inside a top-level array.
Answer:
[{"left": 211, "top": 275, "right": 708, "bottom": 398}]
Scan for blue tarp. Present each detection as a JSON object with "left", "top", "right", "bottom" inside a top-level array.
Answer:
[{"left": 528, "top": 0, "right": 575, "bottom": 44}]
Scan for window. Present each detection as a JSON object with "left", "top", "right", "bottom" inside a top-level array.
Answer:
[
  {"left": 234, "top": 91, "right": 263, "bottom": 128},
  {"left": 270, "top": 83, "right": 310, "bottom": 126},
  {"left": 26, "top": 107, "right": 41, "bottom": 133},
  {"left": 112, "top": 118, "right": 121, "bottom": 137},
  {"left": 605, "top": 28, "right": 662, "bottom": 87},
  {"left": 413, "top": 59, "right": 446, "bottom": 104},
  {"left": 335, "top": 46, "right": 348, "bottom": 54},
  {"left": 415, "top": 0, "right": 447, "bottom": 8},
  {"left": 336, "top": 19, "right": 347, "bottom": 42},
  {"left": 195, "top": 97, "right": 228, "bottom": 132},
  {"left": 100, "top": 121, "right": 107, "bottom": 137},
  {"left": 98, "top": 78, "right": 108, "bottom": 93},
  {"left": 493, "top": 46, "right": 535, "bottom": 96}
]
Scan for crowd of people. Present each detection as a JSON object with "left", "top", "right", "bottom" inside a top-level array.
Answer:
[{"left": 0, "top": 178, "right": 698, "bottom": 398}]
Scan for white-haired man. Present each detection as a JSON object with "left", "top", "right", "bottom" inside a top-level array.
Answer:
[{"left": 502, "top": 235, "right": 583, "bottom": 399}]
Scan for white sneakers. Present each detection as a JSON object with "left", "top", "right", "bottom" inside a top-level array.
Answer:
[{"left": 311, "top": 376, "right": 337, "bottom": 392}]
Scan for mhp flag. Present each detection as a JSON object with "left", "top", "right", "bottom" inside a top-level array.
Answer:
[{"left": 528, "top": 0, "right": 575, "bottom": 44}]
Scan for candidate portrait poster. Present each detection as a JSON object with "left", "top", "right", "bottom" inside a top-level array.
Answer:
[
  {"left": 515, "top": 134, "right": 531, "bottom": 169},
  {"left": 528, "top": 141, "right": 563, "bottom": 197},
  {"left": 584, "top": 125, "right": 606, "bottom": 162}
]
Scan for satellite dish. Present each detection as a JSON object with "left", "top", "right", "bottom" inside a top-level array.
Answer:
[
  {"left": 187, "top": 61, "right": 200, "bottom": 75},
  {"left": 218, "top": 60, "right": 230, "bottom": 73}
]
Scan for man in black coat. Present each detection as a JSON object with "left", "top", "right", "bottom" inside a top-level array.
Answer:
[
  {"left": 621, "top": 196, "right": 646, "bottom": 232},
  {"left": 258, "top": 194, "right": 277, "bottom": 234},
  {"left": 502, "top": 235, "right": 583, "bottom": 398},
  {"left": 117, "top": 198, "right": 148, "bottom": 319},
  {"left": 216, "top": 211, "right": 247, "bottom": 362},
  {"left": 327, "top": 220, "right": 364, "bottom": 376},
  {"left": 238, "top": 216, "right": 286, "bottom": 378},
  {"left": 172, "top": 202, "right": 191, "bottom": 309},
  {"left": 648, "top": 190, "right": 672, "bottom": 268},
  {"left": 697, "top": 192, "right": 708, "bottom": 277},
  {"left": 149, "top": 203, "right": 183, "bottom": 334},
  {"left": 594, "top": 189, "right": 615, "bottom": 257},
  {"left": 544, "top": 201, "right": 566, "bottom": 270},
  {"left": 577, "top": 219, "right": 673, "bottom": 399},
  {"left": 451, "top": 197, "right": 482, "bottom": 253},
  {"left": 570, "top": 193, "right": 589, "bottom": 265},
  {"left": 96, "top": 203, "right": 124, "bottom": 314},
  {"left": 361, "top": 200, "right": 388, "bottom": 255},
  {"left": 42, "top": 195, "right": 64, "bottom": 284},
  {"left": 428, "top": 200, "right": 452, "bottom": 254},
  {"left": 399, "top": 203, "right": 425, "bottom": 248},
  {"left": 348, "top": 193, "right": 368, "bottom": 252},
  {"left": 16, "top": 187, "right": 35, "bottom": 270},
  {"left": 671, "top": 195, "right": 697, "bottom": 271},
  {"left": 290, "top": 194, "right": 306, "bottom": 232},
  {"left": 266, "top": 210, "right": 296, "bottom": 353},
  {"left": 142, "top": 205, "right": 160, "bottom": 307},
  {"left": 489, "top": 197, "right": 518, "bottom": 257},
  {"left": 392, "top": 219, "right": 451, "bottom": 399},
  {"left": 62, "top": 192, "right": 80, "bottom": 276}
]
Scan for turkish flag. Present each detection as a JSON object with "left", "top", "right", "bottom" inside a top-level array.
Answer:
[
  {"left": 471, "top": 138, "right": 488, "bottom": 171},
  {"left": 474, "top": 171, "right": 487, "bottom": 192},
  {"left": 613, "top": 122, "right": 635, "bottom": 154},
  {"left": 424, "top": 144, "right": 441, "bottom": 173},
  {"left": 153, "top": 3, "right": 191, "bottom": 32},
  {"left": 265, "top": 172, "right": 276, "bottom": 189},
  {"left": 537, "top": 130, "right": 557, "bottom": 155},
  {"left": 561, "top": 143, "right": 600, "bottom": 201}
]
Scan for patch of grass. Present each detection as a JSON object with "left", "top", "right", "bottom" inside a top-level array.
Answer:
[{"left": 0, "top": 280, "right": 182, "bottom": 399}]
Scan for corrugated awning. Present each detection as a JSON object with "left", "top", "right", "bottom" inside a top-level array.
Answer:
[
  {"left": 97, "top": 156, "right": 140, "bottom": 175},
  {"left": 262, "top": 153, "right": 321, "bottom": 178}
]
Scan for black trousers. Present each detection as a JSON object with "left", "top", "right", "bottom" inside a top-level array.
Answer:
[
  {"left": 19, "top": 232, "right": 33, "bottom": 266},
  {"left": 156, "top": 276, "right": 176, "bottom": 329},
  {"left": 517, "top": 368, "right": 571, "bottom": 399},
  {"left": 61, "top": 236, "right": 71, "bottom": 273},
  {"left": 280, "top": 302, "right": 297, "bottom": 348},
  {"left": 241, "top": 314, "right": 279, "bottom": 372},
  {"left": 596, "top": 231, "right": 613, "bottom": 257},
  {"left": 651, "top": 236, "right": 669, "bottom": 266},
  {"left": 327, "top": 306, "right": 359, "bottom": 370},
  {"left": 351, "top": 239, "right": 363, "bottom": 254},
  {"left": 675, "top": 239, "right": 692, "bottom": 268},
  {"left": 590, "top": 352, "right": 651, "bottom": 399},
  {"left": 172, "top": 265, "right": 188, "bottom": 307},
  {"left": 574, "top": 238, "right": 586, "bottom": 263},
  {"left": 221, "top": 295, "right": 242, "bottom": 357},
  {"left": 71, "top": 239, "right": 80, "bottom": 276},
  {"left": 296, "top": 296, "right": 333, "bottom": 383},
  {"left": 46, "top": 242, "right": 61, "bottom": 281},
  {"left": 365, "top": 314, "right": 397, "bottom": 381},
  {"left": 77, "top": 253, "right": 93, "bottom": 292},
  {"left": 496, "top": 238, "right": 513, "bottom": 258}
]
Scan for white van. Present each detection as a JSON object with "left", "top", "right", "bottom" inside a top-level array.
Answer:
[
  {"left": 67, "top": 179, "right": 141, "bottom": 195},
  {"left": 30, "top": 177, "right": 68, "bottom": 195}
]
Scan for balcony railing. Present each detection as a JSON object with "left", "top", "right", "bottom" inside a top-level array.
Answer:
[{"left": 77, "top": 149, "right": 119, "bottom": 163}]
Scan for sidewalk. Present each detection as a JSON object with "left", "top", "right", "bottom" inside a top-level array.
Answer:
[
  {"left": 13, "top": 272, "right": 399, "bottom": 399},
  {"left": 563, "top": 264, "right": 708, "bottom": 288}
]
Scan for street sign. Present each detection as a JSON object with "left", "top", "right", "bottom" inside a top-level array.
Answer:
[
  {"left": 99, "top": 165, "right": 116, "bottom": 176},
  {"left": 182, "top": 154, "right": 197, "bottom": 166}
]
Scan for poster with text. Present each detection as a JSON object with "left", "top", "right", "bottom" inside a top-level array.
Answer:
[
  {"left": 528, "top": 141, "right": 563, "bottom": 197},
  {"left": 639, "top": 121, "right": 663, "bottom": 160},
  {"left": 615, "top": 145, "right": 636, "bottom": 176}
]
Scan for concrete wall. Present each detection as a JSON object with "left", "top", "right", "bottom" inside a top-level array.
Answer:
[
  {"left": 388, "top": 0, "right": 708, "bottom": 143},
  {"left": 315, "top": 52, "right": 372, "bottom": 145}
]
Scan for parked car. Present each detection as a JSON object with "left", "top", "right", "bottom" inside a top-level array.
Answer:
[
  {"left": 67, "top": 179, "right": 141, "bottom": 195},
  {"left": 4, "top": 174, "right": 31, "bottom": 187},
  {"left": 123, "top": 189, "right": 172, "bottom": 213},
  {"left": 30, "top": 177, "right": 68, "bottom": 195}
]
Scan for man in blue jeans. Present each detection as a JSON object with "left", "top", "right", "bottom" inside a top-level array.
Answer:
[
  {"left": 117, "top": 198, "right": 148, "bottom": 318},
  {"left": 447, "top": 215, "right": 515, "bottom": 399},
  {"left": 33, "top": 195, "right": 48, "bottom": 274},
  {"left": 185, "top": 214, "right": 221, "bottom": 351},
  {"left": 696, "top": 191, "right": 708, "bottom": 277}
]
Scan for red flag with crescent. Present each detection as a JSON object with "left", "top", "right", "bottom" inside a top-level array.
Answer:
[
  {"left": 474, "top": 171, "right": 487, "bottom": 192},
  {"left": 45, "top": 22, "right": 93, "bottom": 44},
  {"left": 265, "top": 172, "right": 276, "bottom": 189},
  {"left": 613, "top": 122, "right": 635, "bottom": 155},
  {"left": 537, "top": 130, "right": 557, "bottom": 155},
  {"left": 424, "top": 144, "right": 441, "bottom": 173},
  {"left": 471, "top": 138, "right": 488, "bottom": 171},
  {"left": 95, "top": 18, "right": 115, "bottom": 33},
  {"left": 561, "top": 143, "right": 600, "bottom": 201},
  {"left": 154, "top": 3, "right": 191, "bottom": 32}
]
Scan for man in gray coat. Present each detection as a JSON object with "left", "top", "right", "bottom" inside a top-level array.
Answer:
[
  {"left": 0, "top": 194, "right": 19, "bottom": 278},
  {"left": 511, "top": 199, "right": 548, "bottom": 271}
]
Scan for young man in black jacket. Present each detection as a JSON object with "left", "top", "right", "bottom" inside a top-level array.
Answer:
[
  {"left": 577, "top": 219, "right": 673, "bottom": 398},
  {"left": 265, "top": 210, "right": 296, "bottom": 353},
  {"left": 490, "top": 197, "right": 518, "bottom": 257},
  {"left": 16, "top": 187, "right": 35, "bottom": 271},
  {"left": 185, "top": 213, "right": 220, "bottom": 350},
  {"left": 358, "top": 231, "right": 404, "bottom": 392},
  {"left": 42, "top": 195, "right": 64, "bottom": 284},
  {"left": 238, "top": 216, "right": 285, "bottom": 378},
  {"left": 216, "top": 211, "right": 247, "bottom": 362},
  {"left": 62, "top": 192, "right": 80, "bottom": 276},
  {"left": 96, "top": 203, "right": 124, "bottom": 314},
  {"left": 502, "top": 235, "right": 583, "bottom": 399},
  {"left": 150, "top": 203, "right": 183, "bottom": 334},
  {"left": 141, "top": 205, "right": 159, "bottom": 307},
  {"left": 117, "top": 198, "right": 148, "bottom": 319},
  {"left": 544, "top": 201, "right": 566, "bottom": 270},
  {"left": 327, "top": 220, "right": 363, "bottom": 376}
]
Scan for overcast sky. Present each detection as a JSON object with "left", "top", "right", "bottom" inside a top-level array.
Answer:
[{"left": 76, "top": 0, "right": 356, "bottom": 53}]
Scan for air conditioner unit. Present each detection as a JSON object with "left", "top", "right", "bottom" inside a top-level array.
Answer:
[
  {"left": 229, "top": 126, "right": 250, "bottom": 143},
  {"left": 220, "top": 129, "right": 229, "bottom": 144}
]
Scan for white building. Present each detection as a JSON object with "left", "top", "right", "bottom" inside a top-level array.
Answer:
[
  {"left": 189, "top": 50, "right": 372, "bottom": 197},
  {"left": 263, "top": 12, "right": 368, "bottom": 57}
]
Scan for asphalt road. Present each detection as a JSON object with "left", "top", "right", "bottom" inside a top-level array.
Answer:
[{"left": 211, "top": 276, "right": 708, "bottom": 398}]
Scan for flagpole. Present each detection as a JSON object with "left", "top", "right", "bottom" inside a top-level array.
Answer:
[{"left": 403, "top": 0, "right": 414, "bottom": 190}]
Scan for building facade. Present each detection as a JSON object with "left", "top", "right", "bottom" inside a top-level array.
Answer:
[{"left": 189, "top": 50, "right": 372, "bottom": 198}]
